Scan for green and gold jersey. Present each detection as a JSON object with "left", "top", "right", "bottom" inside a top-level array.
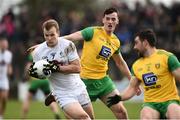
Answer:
[
  {"left": 81, "top": 26, "right": 120, "bottom": 79},
  {"left": 132, "top": 49, "right": 180, "bottom": 102}
]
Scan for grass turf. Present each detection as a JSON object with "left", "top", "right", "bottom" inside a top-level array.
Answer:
[{"left": 4, "top": 100, "right": 142, "bottom": 119}]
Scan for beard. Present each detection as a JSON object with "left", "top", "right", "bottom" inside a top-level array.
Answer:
[
  {"left": 138, "top": 52, "right": 144, "bottom": 58},
  {"left": 135, "top": 49, "right": 144, "bottom": 58}
]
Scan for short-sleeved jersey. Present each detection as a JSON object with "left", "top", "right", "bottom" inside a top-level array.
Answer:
[
  {"left": 0, "top": 49, "right": 12, "bottom": 81},
  {"left": 132, "top": 49, "right": 180, "bottom": 102},
  {"left": 32, "top": 37, "right": 85, "bottom": 92},
  {"left": 81, "top": 26, "right": 120, "bottom": 79}
]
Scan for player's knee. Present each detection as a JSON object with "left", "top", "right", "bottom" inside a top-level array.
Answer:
[
  {"left": 140, "top": 110, "right": 155, "bottom": 119},
  {"left": 23, "top": 107, "right": 29, "bottom": 113},
  {"left": 116, "top": 108, "right": 127, "bottom": 116},
  {"left": 111, "top": 103, "right": 128, "bottom": 119},
  {"left": 141, "top": 113, "right": 153, "bottom": 119}
]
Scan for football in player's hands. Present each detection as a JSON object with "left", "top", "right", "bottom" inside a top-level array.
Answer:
[{"left": 29, "top": 60, "right": 51, "bottom": 79}]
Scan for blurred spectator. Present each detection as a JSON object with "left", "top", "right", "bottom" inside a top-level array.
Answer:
[{"left": 0, "top": 37, "right": 13, "bottom": 119}]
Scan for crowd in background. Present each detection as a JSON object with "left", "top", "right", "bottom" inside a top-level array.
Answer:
[{"left": 0, "top": 0, "right": 180, "bottom": 98}]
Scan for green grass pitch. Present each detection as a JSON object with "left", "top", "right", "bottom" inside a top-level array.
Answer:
[{"left": 4, "top": 100, "right": 142, "bottom": 119}]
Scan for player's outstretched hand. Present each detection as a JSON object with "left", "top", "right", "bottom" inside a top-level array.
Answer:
[
  {"left": 136, "top": 87, "right": 142, "bottom": 96},
  {"left": 28, "top": 62, "right": 39, "bottom": 78},
  {"left": 107, "top": 95, "right": 122, "bottom": 107},
  {"left": 43, "top": 60, "right": 60, "bottom": 73}
]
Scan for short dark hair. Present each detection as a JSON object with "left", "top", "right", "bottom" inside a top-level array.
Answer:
[
  {"left": 135, "top": 29, "right": 157, "bottom": 47},
  {"left": 42, "top": 19, "right": 59, "bottom": 32},
  {"left": 103, "top": 7, "right": 119, "bottom": 17}
]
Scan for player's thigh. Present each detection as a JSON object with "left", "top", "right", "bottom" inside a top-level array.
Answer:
[
  {"left": 100, "top": 89, "right": 126, "bottom": 112},
  {"left": 0, "top": 90, "right": 9, "bottom": 99},
  {"left": 100, "top": 89, "right": 119, "bottom": 105},
  {"left": 0, "top": 80, "right": 9, "bottom": 94},
  {"left": 63, "top": 102, "right": 89, "bottom": 119},
  {"left": 166, "top": 103, "right": 180, "bottom": 119},
  {"left": 140, "top": 106, "right": 160, "bottom": 119}
]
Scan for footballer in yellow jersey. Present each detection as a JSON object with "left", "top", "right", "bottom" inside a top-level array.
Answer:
[
  {"left": 81, "top": 26, "right": 120, "bottom": 79},
  {"left": 62, "top": 8, "right": 132, "bottom": 119},
  {"left": 132, "top": 49, "right": 180, "bottom": 102},
  {"left": 109, "top": 29, "right": 180, "bottom": 119}
]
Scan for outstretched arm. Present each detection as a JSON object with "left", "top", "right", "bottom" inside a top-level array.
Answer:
[
  {"left": 63, "top": 31, "right": 84, "bottom": 41},
  {"left": 113, "top": 53, "right": 142, "bottom": 96},
  {"left": 107, "top": 77, "right": 141, "bottom": 107},
  {"left": 112, "top": 53, "right": 131, "bottom": 80},
  {"left": 27, "top": 44, "right": 39, "bottom": 54},
  {"left": 121, "top": 77, "right": 141, "bottom": 100},
  {"left": 27, "top": 31, "right": 83, "bottom": 53}
]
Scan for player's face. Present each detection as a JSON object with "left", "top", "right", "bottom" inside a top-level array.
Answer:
[
  {"left": 0, "top": 39, "right": 8, "bottom": 50},
  {"left": 43, "top": 26, "right": 59, "bottom": 47},
  {"left": 134, "top": 36, "right": 146, "bottom": 57},
  {"left": 102, "top": 12, "right": 119, "bottom": 34}
]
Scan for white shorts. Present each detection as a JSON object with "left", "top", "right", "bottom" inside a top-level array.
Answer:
[
  {"left": 53, "top": 87, "right": 91, "bottom": 109},
  {"left": 0, "top": 80, "right": 9, "bottom": 90}
]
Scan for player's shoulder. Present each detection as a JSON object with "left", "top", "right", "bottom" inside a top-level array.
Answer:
[
  {"left": 132, "top": 57, "right": 143, "bottom": 68},
  {"left": 59, "top": 37, "right": 74, "bottom": 46},
  {"left": 156, "top": 49, "right": 173, "bottom": 57},
  {"left": 4, "top": 50, "right": 12, "bottom": 57},
  {"left": 5, "top": 49, "right": 12, "bottom": 54},
  {"left": 33, "top": 42, "right": 46, "bottom": 55},
  {"left": 93, "top": 26, "right": 104, "bottom": 32}
]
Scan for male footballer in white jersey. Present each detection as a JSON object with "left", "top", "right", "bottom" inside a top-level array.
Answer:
[
  {"left": 0, "top": 37, "right": 13, "bottom": 119},
  {"left": 29, "top": 19, "right": 94, "bottom": 119}
]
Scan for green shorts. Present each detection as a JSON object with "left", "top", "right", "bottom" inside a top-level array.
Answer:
[
  {"left": 142, "top": 100, "right": 180, "bottom": 119},
  {"left": 82, "top": 75, "right": 116, "bottom": 101},
  {"left": 29, "top": 79, "right": 51, "bottom": 95}
]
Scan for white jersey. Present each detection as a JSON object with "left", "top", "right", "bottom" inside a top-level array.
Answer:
[
  {"left": 0, "top": 49, "right": 12, "bottom": 90},
  {"left": 32, "top": 37, "right": 86, "bottom": 93}
]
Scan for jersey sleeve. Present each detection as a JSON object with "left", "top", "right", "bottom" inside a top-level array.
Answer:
[
  {"left": 81, "top": 27, "right": 94, "bottom": 41},
  {"left": 67, "top": 42, "right": 79, "bottom": 62},
  {"left": 168, "top": 54, "right": 180, "bottom": 71}
]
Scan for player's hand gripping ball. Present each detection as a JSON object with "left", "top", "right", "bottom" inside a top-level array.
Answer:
[{"left": 29, "top": 59, "right": 51, "bottom": 79}]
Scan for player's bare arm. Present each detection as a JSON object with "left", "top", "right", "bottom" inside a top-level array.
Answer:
[
  {"left": 121, "top": 77, "right": 141, "bottom": 101},
  {"left": 112, "top": 53, "right": 142, "bottom": 95},
  {"left": 63, "top": 31, "right": 84, "bottom": 41},
  {"left": 107, "top": 76, "right": 141, "bottom": 107},
  {"left": 27, "top": 44, "right": 39, "bottom": 54},
  {"left": 58, "top": 59, "right": 81, "bottom": 73},
  {"left": 27, "top": 31, "right": 83, "bottom": 53},
  {"left": 172, "top": 67, "right": 180, "bottom": 82},
  {"left": 112, "top": 53, "right": 131, "bottom": 80}
]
